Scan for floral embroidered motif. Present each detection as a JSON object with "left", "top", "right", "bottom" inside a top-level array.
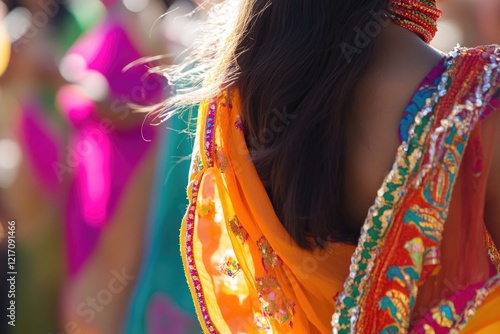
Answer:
[
  {"left": 380, "top": 289, "right": 411, "bottom": 330},
  {"left": 235, "top": 114, "right": 244, "bottom": 131},
  {"left": 405, "top": 238, "right": 425, "bottom": 272},
  {"left": 217, "top": 254, "right": 241, "bottom": 278},
  {"left": 198, "top": 199, "right": 215, "bottom": 217},
  {"left": 431, "top": 301, "right": 458, "bottom": 328},
  {"left": 192, "top": 153, "right": 204, "bottom": 175},
  {"left": 257, "top": 237, "right": 281, "bottom": 272},
  {"left": 423, "top": 247, "right": 441, "bottom": 269},
  {"left": 229, "top": 216, "right": 248, "bottom": 244},
  {"left": 256, "top": 276, "right": 295, "bottom": 327},
  {"left": 404, "top": 207, "right": 444, "bottom": 243}
]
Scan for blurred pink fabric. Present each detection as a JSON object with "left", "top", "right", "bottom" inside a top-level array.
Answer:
[{"left": 57, "top": 15, "right": 164, "bottom": 277}]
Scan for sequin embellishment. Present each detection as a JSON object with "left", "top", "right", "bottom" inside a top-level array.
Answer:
[
  {"left": 205, "top": 101, "right": 217, "bottom": 168},
  {"left": 257, "top": 237, "right": 281, "bottom": 272},
  {"left": 256, "top": 276, "right": 295, "bottom": 327},
  {"left": 229, "top": 216, "right": 249, "bottom": 244},
  {"left": 235, "top": 114, "right": 244, "bottom": 131},
  {"left": 217, "top": 255, "right": 241, "bottom": 278}
]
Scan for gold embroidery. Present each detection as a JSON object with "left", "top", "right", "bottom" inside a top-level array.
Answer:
[
  {"left": 229, "top": 216, "right": 249, "bottom": 244},
  {"left": 431, "top": 301, "right": 458, "bottom": 328},
  {"left": 256, "top": 276, "right": 295, "bottom": 326},
  {"left": 257, "top": 237, "right": 280, "bottom": 271},
  {"left": 217, "top": 254, "right": 241, "bottom": 278},
  {"left": 198, "top": 199, "right": 215, "bottom": 217}
]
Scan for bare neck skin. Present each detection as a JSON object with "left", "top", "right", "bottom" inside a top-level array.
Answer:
[{"left": 342, "top": 22, "right": 444, "bottom": 231}]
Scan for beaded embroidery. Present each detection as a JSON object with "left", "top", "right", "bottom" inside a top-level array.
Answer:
[
  {"left": 387, "top": 0, "right": 442, "bottom": 43},
  {"left": 192, "top": 153, "right": 204, "bottom": 176},
  {"left": 205, "top": 101, "right": 217, "bottom": 168},
  {"left": 257, "top": 237, "right": 281, "bottom": 272},
  {"left": 182, "top": 98, "right": 221, "bottom": 334},
  {"left": 183, "top": 179, "right": 217, "bottom": 333}
]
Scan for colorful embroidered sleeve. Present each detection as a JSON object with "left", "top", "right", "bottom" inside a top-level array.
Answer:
[{"left": 332, "top": 45, "right": 500, "bottom": 334}]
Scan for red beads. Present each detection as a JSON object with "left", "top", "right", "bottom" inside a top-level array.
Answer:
[{"left": 388, "top": 0, "right": 442, "bottom": 43}]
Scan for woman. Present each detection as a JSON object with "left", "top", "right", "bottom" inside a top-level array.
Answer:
[{"left": 160, "top": 0, "right": 500, "bottom": 332}]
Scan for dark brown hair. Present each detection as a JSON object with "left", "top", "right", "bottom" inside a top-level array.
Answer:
[{"left": 159, "top": 0, "right": 388, "bottom": 248}]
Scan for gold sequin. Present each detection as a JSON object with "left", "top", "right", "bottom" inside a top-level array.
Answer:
[
  {"left": 217, "top": 255, "right": 241, "bottom": 278},
  {"left": 229, "top": 216, "right": 248, "bottom": 244},
  {"left": 256, "top": 276, "right": 295, "bottom": 326},
  {"left": 257, "top": 237, "right": 280, "bottom": 271}
]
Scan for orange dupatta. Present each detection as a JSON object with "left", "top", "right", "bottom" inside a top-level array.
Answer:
[{"left": 181, "top": 92, "right": 355, "bottom": 333}]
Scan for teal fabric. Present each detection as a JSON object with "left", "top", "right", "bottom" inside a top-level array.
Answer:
[{"left": 121, "top": 109, "right": 201, "bottom": 334}]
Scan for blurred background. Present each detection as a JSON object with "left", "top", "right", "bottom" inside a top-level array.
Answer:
[{"left": 0, "top": 0, "right": 499, "bottom": 333}]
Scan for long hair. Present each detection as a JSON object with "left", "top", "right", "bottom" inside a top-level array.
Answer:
[{"left": 158, "top": 0, "right": 388, "bottom": 249}]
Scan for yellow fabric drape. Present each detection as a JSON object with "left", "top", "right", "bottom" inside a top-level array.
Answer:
[{"left": 181, "top": 92, "right": 356, "bottom": 333}]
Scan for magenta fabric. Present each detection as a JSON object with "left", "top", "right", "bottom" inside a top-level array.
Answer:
[
  {"left": 60, "top": 16, "right": 164, "bottom": 276},
  {"left": 410, "top": 280, "right": 490, "bottom": 333},
  {"left": 18, "top": 99, "right": 61, "bottom": 196},
  {"left": 64, "top": 119, "right": 155, "bottom": 276},
  {"left": 62, "top": 17, "right": 164, "bottom": 106}
]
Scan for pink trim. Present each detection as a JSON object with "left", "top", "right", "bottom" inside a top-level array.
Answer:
[
  {"left": 205, "top": 101, "right": 217, "bottom": 167},
  {"left": 184, "top": 180, "right": 217, "bottom": 333}
]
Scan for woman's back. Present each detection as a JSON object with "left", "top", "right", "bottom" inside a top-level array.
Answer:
[{"left": 343, "top": 22, "right": 445, "bottom": 229}]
